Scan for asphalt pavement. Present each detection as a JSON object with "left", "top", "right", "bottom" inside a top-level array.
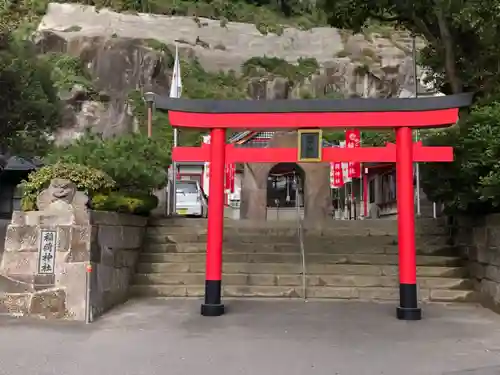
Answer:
[{"left": 1, "top": 298, "right": 500, "bottom": 375}]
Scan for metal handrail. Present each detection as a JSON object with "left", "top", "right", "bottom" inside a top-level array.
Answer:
[{"left": 294, "top": 176, "right": 307, "bottom": 300}]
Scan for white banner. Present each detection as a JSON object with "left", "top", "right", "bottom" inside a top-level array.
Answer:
[
  {"left": 339, "top": 141, "right": 352, "bottom": 183},
  {"left": 169, "top": 44, "right": 182, "bottom": 99},
  {"left": 202, "top": 135, "right": 210, "bottom": 195}
]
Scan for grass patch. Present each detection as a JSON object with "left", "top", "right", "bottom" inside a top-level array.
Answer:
[{"left": 242, "top": 56, "right": 319, "bottom": 83}]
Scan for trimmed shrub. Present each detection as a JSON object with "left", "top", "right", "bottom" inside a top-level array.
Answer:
[
  {"left": 20, "top": 162, "right": 115, "bottom": 211},
  {"left": 91, "top": 192, "right": 159, "bottom": 216}
]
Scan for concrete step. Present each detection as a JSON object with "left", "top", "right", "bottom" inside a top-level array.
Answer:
[
  {"left": 138, "top": 253, "right": 462, "bottom": 267},
  {"left": 148, "top": 217, "right": 448, "bottom": 232},
  {"left": 144, "top": 233, "right": 452, "bottom": 247},
  {"left": 130, "top": 284, "right": 476, "bottom": 302},
  {"left": 143, "top": 242, "right": 458, "bottom": 256},
  {"left": 146, "top": 227, "right": 399, "bottom": 237},
  {"left": 146, "top": 225, "right": 449, "bottom": 238},
  {"left": 133, "top": 273, "right": 472, "bottom": 290},
  {"left": 136, "top": 262, "right": 468, "bottom": 278}
]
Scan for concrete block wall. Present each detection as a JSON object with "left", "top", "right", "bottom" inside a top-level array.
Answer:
[
  {"left": 88, "top": 212, "right": 148, "bottom": 319},
  {"left": 455, "top": 214, "right": 500, "bottom": 311}
]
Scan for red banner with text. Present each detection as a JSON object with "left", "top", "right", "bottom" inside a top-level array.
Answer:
[
  {"left": 225, "top": 164, "right": 236, "bottom": 193},
  {"left": 345, "top": 129, "right": 361, "bottom": 178},
  {"left": 330, "top": 162, "right": 344, "bottom": 188}
]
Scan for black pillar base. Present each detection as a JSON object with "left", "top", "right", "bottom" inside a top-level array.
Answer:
[
  {"left": 201, "top": 280, "right": 224, "bottom": 316},
  {"left": 397, "top": 283, "right": 422, "bottom": 320},
  {"left": 396, "top": 306, "right": 422, "bottom": 320},
  {"left": 201, "top": 303, "right": 225, "bottom": 316}
]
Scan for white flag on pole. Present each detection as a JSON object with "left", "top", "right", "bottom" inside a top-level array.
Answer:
[
  {"left": 169, "top": 44, "right": 182, "bottom": 215},
  {"left": 169, "top": 44, "right": 182, "bottom": 99}
]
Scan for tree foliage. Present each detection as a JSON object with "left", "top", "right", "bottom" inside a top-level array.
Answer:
[
  {"left": 242, "top": 56, "right": 319, "bottom": 83},
  {"left": 45, "top": 133, "right": 171, "bottom": 193},
  {"left": 0, "top": 36, "right": 62, "bottom": 159},
  {"left": 319, "top": 0, "right": 500, "bottom": 99},
  {"left": 317, "top": 0, "right": 500, "bottom": 214},
  {"left": 0, "top": 0, "right": 97, "bottom": 161},
  {"left": 42, "top": 52, "right": 95, "bottom": 92},
  {"left": 420, "top": 102, "right": 500, "bottom": 215},
  {"left": 91, "top": 191, "right": 159, "bottom": 216},
  {"left": 87, "top": 0, "right": 326, "bottom": 33}
]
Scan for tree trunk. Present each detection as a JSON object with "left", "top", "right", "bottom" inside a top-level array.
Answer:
[{"left": 435, "top": 8, "right": 462, "bottom": 94}]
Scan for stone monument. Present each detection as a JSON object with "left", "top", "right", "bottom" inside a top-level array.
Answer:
[{"left": 0, "top": 178, "right": 148, "bottom": 320}]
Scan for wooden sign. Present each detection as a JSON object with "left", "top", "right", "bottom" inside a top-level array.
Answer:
[{"left": 38, "top": 230, "right": 57, "bottom": 274}]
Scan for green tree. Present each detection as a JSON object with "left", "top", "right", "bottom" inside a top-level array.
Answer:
[
  {"left": 420, "top": 101, "right": 500, "bottom": 215},
  {"left": 45, "top": 132, "right": 171, "bottom": 193},
  {"left": 0, "top": 36, "right": 61, "bottom": 161},
  {"left": 319, "top": 0, "right": 500, "bottom": 98}
]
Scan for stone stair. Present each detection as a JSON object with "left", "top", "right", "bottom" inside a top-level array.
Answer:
[{"left": 130, "top": 218, "right": 476, "bottom": 303}]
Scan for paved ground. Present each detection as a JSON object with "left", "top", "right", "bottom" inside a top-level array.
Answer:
[{"left": 1, "top": 299, "right": 500, "bottom": 375}]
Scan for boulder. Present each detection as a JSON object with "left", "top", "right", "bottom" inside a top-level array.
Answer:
[{"left": 35, "top": 3, "right": 432, "bottom": 142}]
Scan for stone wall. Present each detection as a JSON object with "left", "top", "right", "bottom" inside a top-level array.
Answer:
[
  {"left": 455, "top": 214, "right": 500, "bottom": 311},
  {"left": 0, "top": 209, "right": 147, "bottom": 320},
  {"left": 88, "top": 211, "right": 147, "bottom": 319}
]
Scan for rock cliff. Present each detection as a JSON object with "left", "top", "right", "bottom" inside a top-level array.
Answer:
[{"left": 35, "top": 3, "right": 432, "bottom": 142}]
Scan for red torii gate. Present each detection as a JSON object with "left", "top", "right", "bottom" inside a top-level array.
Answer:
[{"left": 156, "top": 93, "right": 473, "bottom": 321}]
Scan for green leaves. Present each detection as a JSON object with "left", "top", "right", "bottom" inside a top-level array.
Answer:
[
  {"left": 91, "top": 191, "right": 159, "bottom": 216},
  {"left": 0, "top": 36, "right": 61, "bottom": 157},
  {"left": 420, "top": 101, "right": 500, "bottom": 214},
  {"left": 321, "top": 0, "right": 500, "bottom": 98},
  {"left": 20, "top": 162, "right": 115, "bottom": 211},
  {"left": 242, "top": 56, "right": 319, "bottom": 84},
  {"left": 42, "top": 52, "right": 95, "bottom": 92},
  {"left": 181, "top": 59, "right": 247, "bottom": 100},
  {"left": 45, "top": 132, "right": 171, "bottom": 194}
]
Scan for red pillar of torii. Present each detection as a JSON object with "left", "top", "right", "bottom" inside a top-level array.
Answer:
[{"left": 156, "top": 93, "right": 472, "bottom": 320}]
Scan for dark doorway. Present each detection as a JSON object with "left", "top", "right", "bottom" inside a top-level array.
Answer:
[{"left": 266, "top": 163, "right": 304, "bottom": 208}]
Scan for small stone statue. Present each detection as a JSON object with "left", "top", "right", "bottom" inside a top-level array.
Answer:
[{"left": 36, "top": 178, "right": 88, "bottom": 212}]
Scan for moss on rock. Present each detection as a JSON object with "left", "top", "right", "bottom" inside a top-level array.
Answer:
[{"left": 242, "top": 56, "right": 319, "bottom": 84}]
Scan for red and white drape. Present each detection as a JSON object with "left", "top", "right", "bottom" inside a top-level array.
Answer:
[{"left": 345, "top": 129, "right": 361, "bottom": 178}]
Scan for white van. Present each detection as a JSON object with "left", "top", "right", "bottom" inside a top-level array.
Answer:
[{"left": 175, "top": 180, "right": 208, "bottom": 217}]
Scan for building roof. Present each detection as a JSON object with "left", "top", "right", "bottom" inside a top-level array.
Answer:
[
  {"left": 229, "top": 131, "right": 252, "bottom": 143},
  {"left": 156, "top": 94, "right": 472, "bottom": 114},
  {"left": 3, "top": 156, "right": 42, "bottom": 171}
]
